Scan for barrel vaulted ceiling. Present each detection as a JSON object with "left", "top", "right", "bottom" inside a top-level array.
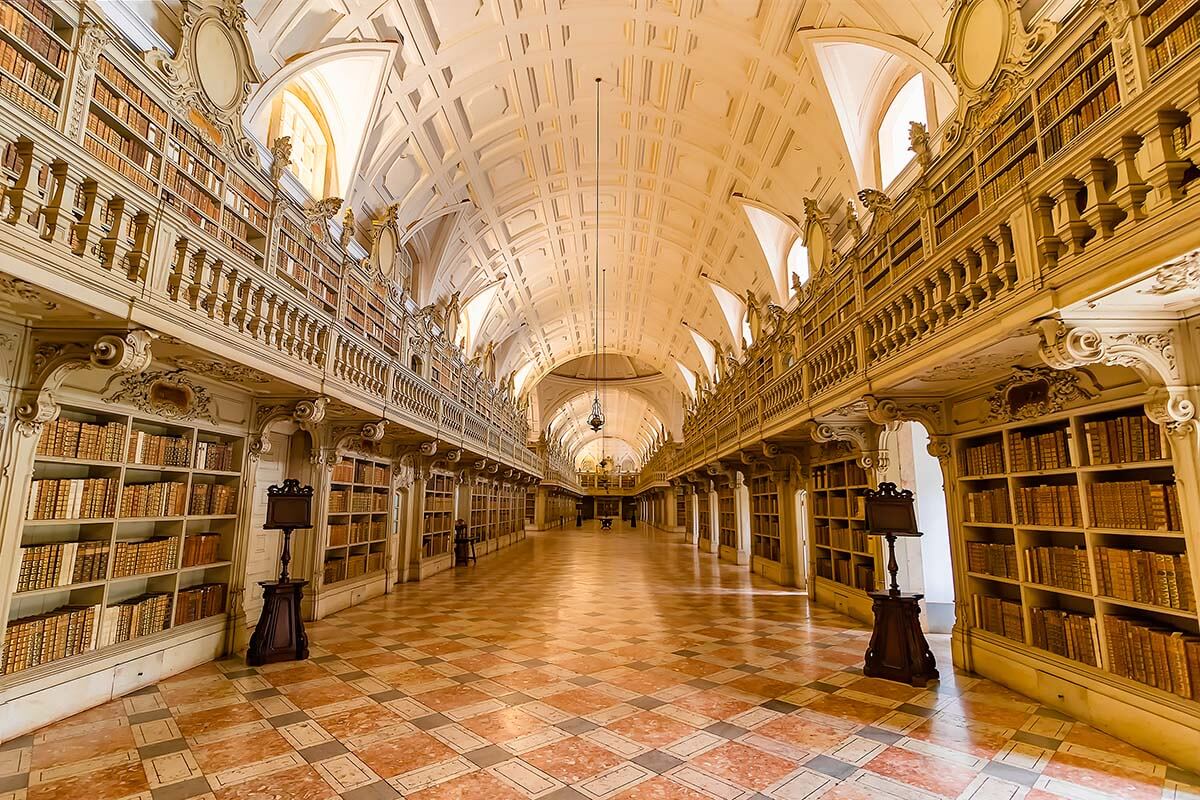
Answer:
[{"left": 240, "top": 0, "right": 954, "bottom": 460}]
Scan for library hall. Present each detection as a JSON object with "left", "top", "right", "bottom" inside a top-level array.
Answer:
[{"left": 2, "top": 0, "right": 1200, "bottom": 798}]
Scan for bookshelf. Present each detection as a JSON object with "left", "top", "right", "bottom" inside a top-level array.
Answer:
[
  {"left": 1035, "top": 23, "right": 1118, "bottom": 159},
  {"left": 1140, "top": 0, "right": 1200, "bottom": 79},
  {"left": 954, "top": 401, "right": 1198, "bottom": 703},
  {"left": 525, "top": 489, "right": 535, "bottom": 524},
  {"left": 933, "top": 154, "right": 979, "bottom": 245},
  {"left": 977, "top": 96, "right": 1039, "bottom": 205},
  {"left": 750, "top": 475, "right": 781, "bottom": 563},
  {"left": 0, "top": 0, "right": 72, "bottom": 127},
  {"left": 810, "top": 454, "right": 876, "bottom": 592},
  {"left": 2, "top": 404, "right": 242, "bottom": 678},
  {"left": 717, "top": 487, "right": 736, "bottom": 550},
  {"left": 698, "top": 501, "right": 711, "bottom": 545},
  {"left": 470, "top": 478, "right": 494, "bottom": 549},
  {"left": 322, "top": 456, "right": 388, "bottom": 587},
  {"left": 422, "top": 472, "right": 454, "bottom": 560},
  {"left": 676, "top": 490, "right": 686, "bottom": 530}
]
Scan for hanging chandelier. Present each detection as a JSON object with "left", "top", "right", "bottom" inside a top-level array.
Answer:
[{"left": 587, "top": 76, "right": 605, "bottom": 434}]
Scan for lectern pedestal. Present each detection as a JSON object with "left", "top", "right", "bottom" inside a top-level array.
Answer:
[
  {"left": 247, "top": 580, "right": 309, "bottom": 666},
  {"left": 863, "top": 590, "right": 938, "bottom": 687}
]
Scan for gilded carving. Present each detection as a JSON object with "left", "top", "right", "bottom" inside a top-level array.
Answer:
[
  {"left": 1141, "top": 250, "right": 1200, "bottom": 296},
  {"left": 169, "top": 356, "right": 271, "bottom": 384},
  {"left": 103, "top": 368, "right": 219, "bottom": 424},
  {"left": 983, "top": 365, "right": 1096, "bottom": 422}
]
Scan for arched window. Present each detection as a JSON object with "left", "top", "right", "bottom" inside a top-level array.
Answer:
[
  {"left": 409, "top": 353, "right": 423, "bottom": 376},
  {"left": 786, "top": 237, "right": 808, "bottom": 295},
  {"left": 269, "top": 87, "right": 335, "bottom": 198},
  {"left": 877, "top": 74, "right": 927, "bottom": 188}
]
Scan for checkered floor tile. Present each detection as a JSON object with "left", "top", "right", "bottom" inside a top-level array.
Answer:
[{"left": 3, "top": 524, "right": 1197, "bottom": 800}]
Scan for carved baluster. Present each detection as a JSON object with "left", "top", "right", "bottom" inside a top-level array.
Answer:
[
  {"left": 221, "top": 268, "right": 239, "bottom": 325},
  {"left": 34, "top": 159, "right": 68, "bottom": 241},
  {"left": 203, "top": 257, "right": 225, "bottom": 317},
  {"left": 125, "top": 211, "right": 152, "bottom": 283},
  {"left": 69, "top": 178, "right": 100, "bottom": 257},
  {"left": 166, "top": 236, "right": 190, "bottom": 300},
  {"left": 232, "top": 278, "right": 254, "bottom": 332},
  {"left": 1032, "top": 194, "right": 1062, "bottom": 270},
  {"left": 1080, "top": 157, "right": 1123, "bottom": 238},
  {"left": 2, "top": 137, "right": 34, "bottom": 224},
  {"left": 1141, "top": 109, "right": 1192, "bottom": 204},
  {"left": 979, "top": 233, "right": 1001, "bottom": 300},
  {"left": 246, "top": 286, "right": 266, "bottom": 337},
  {"left": 185, "top": 248, "right": 208, "bottom": 310},
  {"left": 998, "top": 224, "right": 1019, "bottom": 290},
  {"left": 1110, "top": 134, "right": 1149, "bottom": 222},
  {"left": 97, "top": 196, "right": 126, "bottom": 271}
]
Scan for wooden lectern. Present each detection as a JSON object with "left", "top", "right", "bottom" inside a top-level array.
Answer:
[
  {"left": 247, "top": 480, "right": 312, "bottom": 666},
  {"left": 862, "top": 482, "right": 939, "bottom": 687}
]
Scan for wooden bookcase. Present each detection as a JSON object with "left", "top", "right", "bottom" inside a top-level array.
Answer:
[
  {"left": 1035, "top": 23, "right": 1118, "bottom": 159},
  {"left": 1140, "top": 0, "right": 1200, "bottom": 79},
  {"left": 717, "top": 487, "right": 737, "bottom": 550},
  {"left": 0, "top": 0, "right": 73, "bottom": 127},
  {"left": 2, "top": 403, "right": 242, "bottom": 677},
  {"left": 750, "top": 475, "right": 781, "bottom": 563},
  {"left": 810, "top": 454, "right": 876, "bottom": 592},
  {"left": 470, "top": 478, "right": 493, "bottom": 548},
  {"left": 954, "top": 401, "right": 1198, "bottom": 703},
  {"left": 933, "top": 154, "right": 979, "bottom": 245},
  {"left": 323, "top": 456, "right": 388, "bottom": 587},
  {"left": 422, "top": 473, "right": 454, "bottom": 560},
  {"left": 698, "top": 502, "right": 711, "bottom": 544}
]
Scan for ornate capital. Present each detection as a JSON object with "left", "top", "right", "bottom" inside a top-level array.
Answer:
[{"left": 864, "top": 394, "right": 947, "bottom": 434}]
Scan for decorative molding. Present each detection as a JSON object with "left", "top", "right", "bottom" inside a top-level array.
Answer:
[
  {"left": 1140, "top": 249, "right": 1200, "bottom": 296},
  {"left": 16, "top": 330, "right": 155, "bottom": 436},
  {"left": 864, "top": 395, "right": 947, "bottom": 434},
  {"left": 102, "top": 368, "right": 219, "bottom": 424},
  {"left": 982, "top": 365, "right": 1096, "bottom": 422},
  {"left": 64, "top": 22, "right": 113, "bottom": 140},
  {"left": 1037, "top": 319, "right": 1194, "bottom": 435},
  {"left": 168, "top": 356, "right": 271, "bottom": 384},
  {"left": 0, "top": 276, "right": 57, "bottom": 310},
  {"left": 144, "top": 0, "right": 263, "bottom": 163}
]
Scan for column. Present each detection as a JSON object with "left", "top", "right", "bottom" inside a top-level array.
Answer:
[
  {"left": 683, "top": 487, "right": 698, "bottom": 544},
  {"left": 774, "top": 468, "right": 804, "bottom": 589},
  {"left": 734, "top": 472, "right": 751, "bottom": 566},
  {"left": 704, "top": 487, "right": 719, "bottom": 554},
  {"left": 665, "top": 486, "right": 679, "bottom": 532}
]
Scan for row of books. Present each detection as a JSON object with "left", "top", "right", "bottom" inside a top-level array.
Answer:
[
  {"left": 981, "top": 147, "right": 1039, "bottom": 206},
  {"left": 182, "top": 533, "right": 221, "bottom": 568},
  {"left": 165, "top": 164, "right": 221, "bottom": 220},
  {"left": 1037, "top": 24, "right": 1110, "bottom": 102},
  {"left": 189, "top": 484, "right": 237, "bottom": 516},
  {"left": 961, "top": 439, "right": 1004, "bottom": 476},
  {"left": 1014, "top": 484, "right": 1082, "bottom": 527},
  {"left": 967, "top": 541, "right": 1018, "bottom": 579},
  {"left": 422, "top": 533, "right": 451, "bottom": 558},
  {"left": 965, "top": 487, "right": 1012, "bottom": 524},
  {"left": 96, "top": 55, "right": 168, "bottom": 127},
  {"left": 97, "top": 593, "right": 171, "bottom": 647},
  {"left": 165, "top": 140, "right": 222, "bottom": 195},
  {"left": 979, "top": 116, "right": 1035, "bottom": 180},
  {"left": 174, "top": 583, "right": 225, "bottom": 625},
  {"left": 16, "top": 541, "right": 109, "bottom": 592},
  {"left": 935, "top": 198, "right": 980, "bottom": 244},
  {"left": 92, "top": 78, "right": 164, "bottom": 145},
  {"left": 1146, "top": 8, "right": 1200, "bottom": 75},
  {"left": 1084, "top": 415, "right": 1168, "bottom": 464},
  {"left": 812, "top": 462, "right": 867, "bottom": 489},
  {"left": 120, "top": 481, "right": 187, "bottom": 518},
  {"left": 1038, "top": 49, "right": 1115, "bottom": 128},
  {"left": 753, "top": 536, "right": 781, "bottom": 562},
  {"left": 1026, "top": 545, "right": 1091, "bottom": 592},
  {"left": 1043, "top": 79, "right": 1119, "bottom": 157},
  {"left": 112, "top": 536, "right": 179, "bottom": 578},
  {"left": 127, "top": 431, "right": 190, "bottom": 467},
  {"left": 1104, "top": 615, "right": 1200, "bottom": 700},
  {"left": 1031, "top": 608, "right": 1100, "bottom": 667},
  {"left": 1144, "top": 0, "right": 1199, "bottom": 37},
  {"left": 424, "top": 496, "right": 454, "bottom": 512},
  {"left": 83, "top": 124, "right": 158, "bottom": 192},
  {"left": 934, "top": 171, "right": 977, "bottom": 223},
  {"left": 194, "top": 441, "right": 236, "bottom": 471},
  {"left": 829, "top": 528, "right": 870, "bottom": 553},
  {"left": 322, "top": 552, "right": 384, "bottom": 584},
  {"left": 7, "top": 0, "right": 60, "bottom": 31},
  {"left": 0, "top": 70, "right": 53, "bottom": 122},
  {"left": 331, "top": 462, "right": 356, "bottom": 482},
  {"left": 972, "top": 595, "right": 1024, "bottom": 642},
  {"left": 37, "top": 419, "right": 128, "bottom": 461},
  {"left": 1095, "top": 547, "right": 1195, "bottom": 611},
  {"left": 1086, "top": 480, "right": 1180, "bottom": 530},
  {"left": 27, "top": 477, "right": 118, "bottom": 520},
  {"left": 0, "top": 40, "right": 60, "bottom": 100},
  {"left": 1009, "top": 428, "right": 1071, "bottom": 472},
  {"left": 0, "top": 604, "right": 97, "bottom": 675}
]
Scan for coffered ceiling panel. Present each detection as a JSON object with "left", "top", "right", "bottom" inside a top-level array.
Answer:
[{"left": 243, "top": 0, "right": 952, "bottom": 452}]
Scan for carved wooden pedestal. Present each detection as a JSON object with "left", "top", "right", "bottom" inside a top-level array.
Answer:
[
  {"left": 863, "top": 591, "right": 939, "bottom": 687},
  {"left": 247, "top": 580, "right": 310, "bottom": 666}
]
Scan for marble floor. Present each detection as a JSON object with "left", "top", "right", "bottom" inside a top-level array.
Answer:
[{"left": 4, "top": 524, "right": 1197, "bottom": 800}]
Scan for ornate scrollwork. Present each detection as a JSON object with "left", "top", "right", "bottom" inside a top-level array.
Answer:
[
  {"left": 16, "top": 330, "right": 155, "bottom": 437},
  {"left": 1140, "top": 249, "right": 1200, "bottom": 296},
  {"left": 864, "top": 395, "right": 947, "bottom": 434},
  {"left": 102, "top": 368, "right": 218, "bottom": 424},
  {"left": 64, "top": 22, "right": 112, "bottom": 140}
]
